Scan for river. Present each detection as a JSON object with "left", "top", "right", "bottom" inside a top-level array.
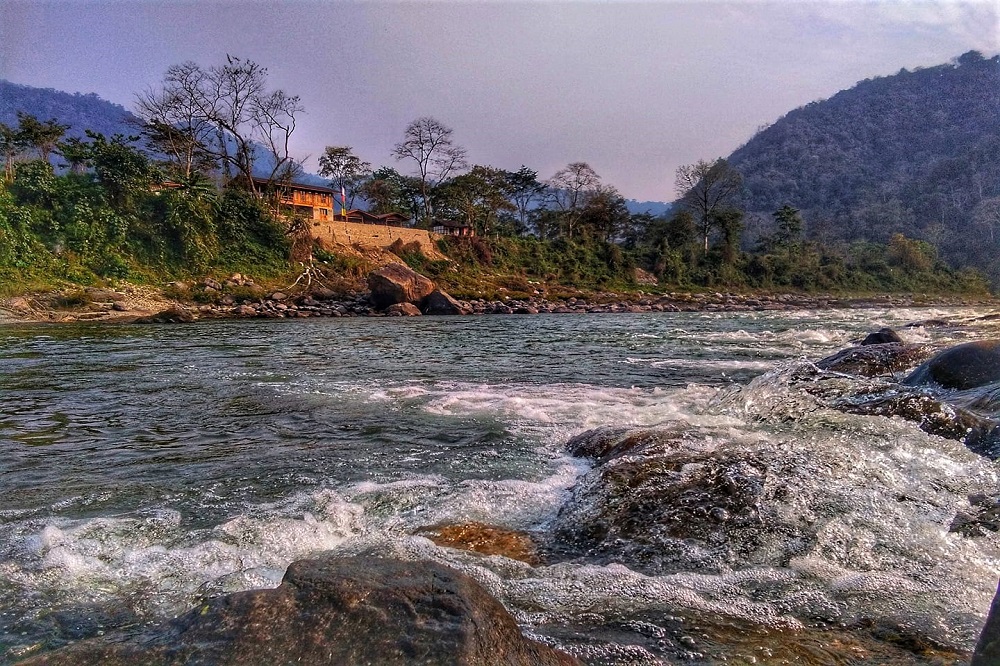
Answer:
[{"left": 2, "top": 308, "right": 999, "bottom": 664}]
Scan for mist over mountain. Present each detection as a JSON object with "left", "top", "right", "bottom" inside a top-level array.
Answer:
[{"left": 728, "top": 51, "right": 1000, "bottom": 280}]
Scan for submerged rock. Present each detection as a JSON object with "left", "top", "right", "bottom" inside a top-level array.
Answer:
[
  {"left": 416, "top": 522, "right": 542, "bottom": 565},
  {"left": 20, "top": 556, "right": 578, "bottom": 666},
  {"left": 903, "top": 340, "right": 1000, "bottom": 390},
  {"left": 367, "top": 263, "right": 436, "bottom": 310}
]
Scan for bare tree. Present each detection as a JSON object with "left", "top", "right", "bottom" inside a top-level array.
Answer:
[
  {"left": 136, "top": 55, "right": 303, "bottom": 194},
  {"left": 675, "top": 158, "right": 743, "bottom": 253},
  {"left": 318, "top": 145, "right": 372, "bottom": 209},
  {"left": 547, "top": 162, "right": 601, "bottom": 238},
  {"left": 392, "top": 117, "right": 467, "bottom": 224}
]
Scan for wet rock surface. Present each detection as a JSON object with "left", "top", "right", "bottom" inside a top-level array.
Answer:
[
  {"left": 814, "top": 342, "right": 930, "bottom": 377},
  {"left": 19, "top": 556, "right": 578, "bottom": 666},
  {"left": 550, "top": 425, "right": 812, "bottom": 575},
  {"left": 903, "top": 339, "right": 1000, "bottom": 390}
]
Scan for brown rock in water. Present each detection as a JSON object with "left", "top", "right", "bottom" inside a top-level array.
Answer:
[
  {"left": 422, "top": 288, "right": 470, "bottom": 315},
  {"left": 19, "top": 556, "right": 579, "bottom": 666},
  {"left": 384, "top": 302, "right": 422, "bottom": 316},
  {"left": 417, "top": 522, "right": 542, "bottom": 565},
  {"left": 367, "top": 263, "right": 436, "bottom": 309},
  {"left": 903, "top": 340, "right": 1000, "bottom": 390}
]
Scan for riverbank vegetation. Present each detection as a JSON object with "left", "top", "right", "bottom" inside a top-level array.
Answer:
[{"left": 0, "top": 54, "right": 993, "bottom": 301}]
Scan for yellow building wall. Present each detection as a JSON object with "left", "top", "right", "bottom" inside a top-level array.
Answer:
[{"left": 310, "top": 220, "right": 445, "bottom": 259}]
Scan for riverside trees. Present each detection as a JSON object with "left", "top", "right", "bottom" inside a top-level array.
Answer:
[{"left": 136, "top": 55, "right": 304, "bottom": 193}]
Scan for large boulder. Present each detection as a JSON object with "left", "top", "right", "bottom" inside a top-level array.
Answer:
[
  {"left": 550, "top": 425, "right": 806, "bottom": 576},
  {"left": 367, "top": 263, "right": 436, "bottom": 310},
  {"left": 903, "top": 340, "right": 1000, "bottom": 390},
  {"left": 20, "top": 556, "right": 578, "bottom": 666},
  {"left": 422, "top": 288, "right": 470, "bottom": 315}
]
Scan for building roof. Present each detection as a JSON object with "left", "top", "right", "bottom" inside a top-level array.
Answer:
[{"left": 251, "top": 177, "right": 335, "bottom": 195}]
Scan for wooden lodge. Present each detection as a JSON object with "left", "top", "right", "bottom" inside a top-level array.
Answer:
[
  {"left": 253, "top": 178, "right": 336, "bottom": 222},
  {"left": 432, "top": 220, "right": 476, "bottom": 237}
]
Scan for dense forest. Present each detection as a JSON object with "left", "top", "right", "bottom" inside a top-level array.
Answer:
[
  {"left": 729, "top": 51, "right": 1000, "bottom": 283},
  {"left": 0, "top": 53, "right": 992, "bottom": 298}
]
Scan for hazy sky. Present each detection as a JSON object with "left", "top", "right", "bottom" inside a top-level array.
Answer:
[{"left": 1, "top": 1, "right": 998, "bottom": 201}]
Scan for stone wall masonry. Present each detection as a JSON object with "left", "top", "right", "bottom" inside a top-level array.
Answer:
[{"left": 310, "top": 220, "right": 446, "bottom": 259}]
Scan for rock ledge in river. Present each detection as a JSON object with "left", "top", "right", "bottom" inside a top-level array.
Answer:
[{"left": 20, "top": 556, "right": 578, "bottom": 666}]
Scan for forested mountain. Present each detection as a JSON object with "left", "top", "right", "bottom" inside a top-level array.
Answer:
[
  {"left": 728, "top": 51, "right": 1000, "bottom": 281},
  {"left": 0, "top": 80, "right": 139, "bottom": 141}
]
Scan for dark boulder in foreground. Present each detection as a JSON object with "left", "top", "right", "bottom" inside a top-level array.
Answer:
[
  {"left": 973, "top": 579, "right": 1000, "bottom": 665},
  {"left": 815, "top": 342, "right": 929, "bottom": 377},
  {"left": 903, "top": 340, "right": 1000, "bottom": 390},
  {"left": 367, "top": 263, "right": 436, "bottom": 310},
  {"left": 20, "top": 556, "right": 578, "bottom": 666}
]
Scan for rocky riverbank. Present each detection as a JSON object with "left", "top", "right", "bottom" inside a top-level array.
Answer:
[{"left": 2, "top": 264, "right": 995, "bottom": 325}]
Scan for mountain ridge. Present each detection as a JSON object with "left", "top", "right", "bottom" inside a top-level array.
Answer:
[{"left": 727, "top": 50, "right": 1000, "bottom": 281}]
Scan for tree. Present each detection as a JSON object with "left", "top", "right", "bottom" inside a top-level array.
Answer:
[
  {"left": 16, "top": 113, "right": 69, "bottom": 163},
  {"left": 675, "top": 158, "right": 743, "bottom": 253},
  {"left": 771, "top": 204, "right": 803, "bottom": 258},
  {"left": 317, "top": 146, "right": 371, "bottom": 210},
  {"left": 547, "top": 162, "right": 601, "bottom": 239},
  {"left": 578, "top": 185, "right": 630, "bottom": 242},
  {"left": 85, "top": 131, "right": 158, "bottom": 213},
  {"left": 136, "top": 56, "right": 304, "bottom": 194},
  {"left": 358, "top": 167, "right": 422, "bottom": 220},
  {"left": 0, "top": 122, "right": 26, "bottom": 182},
  {"left": 436, "top": 165, "right": 516, "bottom": 236},
  {"left": 392, "top": 117, "right": 467, "bottom": 224},
  {"left": 505, "top": 166, "right": 545, "bottom": 232}
]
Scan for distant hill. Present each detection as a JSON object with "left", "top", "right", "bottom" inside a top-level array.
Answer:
[
  {"left": 727, "top": 51, "right": 1000, "bottom": 281},
  {"left": 0, "top": 79, "right": 140, "bottom": 141},
  {"left": 625, "top": 199, "right": 672, "bottom": 217}
]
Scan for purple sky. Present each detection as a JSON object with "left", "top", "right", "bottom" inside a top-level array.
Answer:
[{"left": 1, "top": 1, "right": 997, "bottom": 201}]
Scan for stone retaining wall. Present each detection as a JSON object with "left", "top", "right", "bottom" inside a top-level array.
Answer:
[{"left": 310, "top": 220, "right": 444, "bottom": 258}]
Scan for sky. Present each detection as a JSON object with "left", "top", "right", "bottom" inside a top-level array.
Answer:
[{"left": 1, "top": 1, "right": 998, "bottom": 202}]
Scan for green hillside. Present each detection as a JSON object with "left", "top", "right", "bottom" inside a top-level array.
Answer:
[{"left": 728, "top": 51, "right": 1000, "bottom": 282}]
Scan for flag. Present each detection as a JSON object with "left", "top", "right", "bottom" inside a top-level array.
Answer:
[{"left": 341, "top": 186, "right": 347, "bottom": 214}]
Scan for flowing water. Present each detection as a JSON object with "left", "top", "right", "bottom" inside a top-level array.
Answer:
[{"left": 2, "top": 309, "right": 1000, "bottom": 664}]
